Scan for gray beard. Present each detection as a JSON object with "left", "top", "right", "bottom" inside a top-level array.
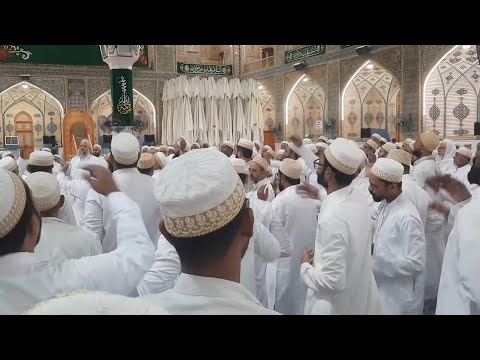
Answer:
[{"left": 78, "top": 152, "right": 89, "bottom": 160}]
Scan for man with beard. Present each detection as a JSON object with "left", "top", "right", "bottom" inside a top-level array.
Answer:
[
  {"left": 271, "top": 159, "right": 319, "bottom": 315},
  {"left": 369, "top": 158, "right": 426, "bottom": 315},
  {"left": 435, "top": 139, "right": 456, "bottom": 174},
  {"left": 92, "top": 144, "right": 102, "bottom": 157},
  {"left": 140, "top": 150, "right": 279, "bottom": 315},
  {"left": 449, "top": 147, "right": 474, "bottom": 189},
  {"left": 301, "top": 138, "right": 382, "bottom": 315},
  {"left": 68, "top": 139, "right": 106, "bottom": 180},
  {"left": 412, "top": 131, "right": 441, "bottom": 189},
  {"left": 248, "top": 156, "right": 275, "bottom": 202},
  {"left": 0, "top": 166, "right": 155, "bottom": 314},
  {"left": 220, "top": 140, "right": 235, "bottom": 158}
]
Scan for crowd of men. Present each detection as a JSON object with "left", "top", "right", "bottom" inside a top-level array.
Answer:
[{"left": 0, "top": 130, "right": 478, "bottom": 315}]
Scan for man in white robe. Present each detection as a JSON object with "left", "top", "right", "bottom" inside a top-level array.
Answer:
[
  {"left": 248, "top": 156, "right": 275, "bottom": 202},
  {"left": 140, "top": 149, "right": 279, "bottom": 315},
  {"left": 369, "top": 158, "right": 426, "bottom": 315},
  {"left": 412, "top": 131, "right": 441, "bottom": 189},
  {"left": 24, "top": 172, "right": 102, "bottom": 262},
  {"left": 0, "top": 166, "right": 155, "bottom": 314},
  {"left": 435, "top": 139, "right": 456, "bottom": 174},
  {"left": 424, "top": 175, "right": 480, "bottom": 314},
  {"left": 300, "top": 138, "right": 382, "bottom": 315},
  {"left": 220, "top": 140, "right": 235, "bottom": 158},
  {"left": 387, "top": 149, "right": 445, "bottom": 314},
  {"left": 83, "top": 133, "right": 162, "bottom": 252},
  {"left": 0, "top": 157, "right": 19, "bottom": 175},
  {"left": 152, "top": 151, "right": 168, "bottom": 181},
  {"left": 17, "top": 149, "right": 27, "bottom": 177},
  {"left": 449, "top": 147, "right": 473, "bottom": 189},
  {"left": 271, "top": 159, "right": 319, "bottom": 315},
  {"left": 68, "top": 139, "right": 106, "bottom": 180}
]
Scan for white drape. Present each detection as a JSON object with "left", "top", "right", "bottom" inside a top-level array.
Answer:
[{"left": 161, "top": 75, "right": 263, "bottom": 146}]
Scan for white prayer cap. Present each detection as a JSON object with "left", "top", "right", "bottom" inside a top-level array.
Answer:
[
  {"left": 262, "top": 145, "right": 275, "bottom": 157},
  {"left": 29, "top": 151, "right": 53, "bottom": 166},
  {"left": 2, "top": 151, "right": 13, "bottom": 158},
  {"left": 92, "top": 144, "right": 101, "bottom": 150},
  {"left": 280, "top": 158, "right": 303, "bottom": 180},
  {"left": 327, "top": 139, "right": 333, "bottom": 145},
  {"left": 223, "top": 140, "right": 234, "bottom": 150},
  {"left": 254, "top": 140, "right": 262, "bottom": 148},
  {"left": 148, "top": 146, "right": 156, "bottom": 151},
  {"left": 318, "top": 136, "right": 328, "bottom": 142},
  {"left": 263, "top": 145, "right": 273, "bottom": 151},
  {"left": 277, "top": 149, "right": 285, "bottom": 156},
  {"left": 23, "top": 291, "right": 168, "bottom": 315},
  {"left": 230, "top": 158, "right": 249, "bottom": 175},
  {"left": 155, "top": 149, "right": 245, "bottom": 238},
  {"left": 137, "top": 153, "right": 155, "bottom": 169},
  {"left": 281, "top": 141, "right": 289, "bottom": 146},
  {"left": 251, "top": 156, "right": 270, "bottom": 171},
  {"left": 237, "top": 138, "right": 254, "bottom": 151},
  {"left": 316, "top": 142, "right": 328, "bottom": 149},
  {"left": 387, "top": 149, "right": 412, "bottom": 167},
  {"left": 154, "top": 152, "right": 168, "bottom": 168},
  {"left": 403, "top": 138, "right": 415, "bottom": 151},
  {"left": 192, "top": 142, "right": 200, "bottom": 148},
  {"left": 302, "top": 138, "right": 313, "bottom": 145},
  {"left": 420, "top": 131, "right": 440, "bottom": 152},
  {"left": 371, "top": 133, "right": 382, "bottom": 141},
  {"left": 111, "top": 133, "right": 139, "bottom": 165},
  {"left": 396, "top": 142, "right": 403, "bottom": 149},
  {"left": 24, "top": 172, "right": 61, "bottom": 212},
  {"left": 0, "top": 157, "right": 17, "bottom": 172},
  {"left": 159, "top": 145, "right": 168, "bottom": 152},
  {"left": 456, "top": 146, "right": 473, "bottom": 159},
  {"left": 141, "top": 145, "right": 149, "bottom": 152},
  {"left": 380, "top": 137, "right": 387, "bottom": 143},
  {"left": 324, "top": 138, "right": 365, "bottom": 175},
  {"left": 371, "top": 158, "right": 403, "bottom": 183},
  {"left": 306, "top": 143, "right": 318, "bottom": 154},
  {"left": 382, "top": 142, "right": 397, "bottom": 154},
  {"left": 366, "top": 139, "right": 379, "bottom": 150},
  {"left": 0, "top": 169, "right": 26, "bottom": 238},
  {"left": 168, "top": 146, "right": 174, "bottom": 151},
  {"left": 40, "top": 148, "right": 51, "bottom": 153}
]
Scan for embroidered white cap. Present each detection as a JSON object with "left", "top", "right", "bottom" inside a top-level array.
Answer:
[
  {"left": 29, "top": 151, "right": 54, "bottom": 167},
  {"left": 0, "top": 169, "right": 27, "bottom": 238},
  {"left": 371, "top": 133, "right": 382, "bottom": 141},
  {"left": 280, "top": 158, "right": 303, "bottom": 179},
  {"left": 230, "top": 158, "right": 249, "bottom": 175},
  {"left": 324, "top": 138, "right": 365, "bottom": 175},
  {"left": 318, "top": 136, "right": 328, "bottom": 142},
  {"left": 111, "top": 133, "right": 140, "bottom": 165},
  {"left": 420, "top": 131, "right": 440, "bottom": 152},
  {"left": 223, "top": 141, "right": 234, "bottom": 150},
  {"left": 316, "top": 142, "right": 328, "bottom": 149},
  {"left": 382, "top": 142, "right": 397, "bottom": 154},
  {"left": 137, "top": 153, "right": 155, "bottom": 169},
  {"left": 24, "top": 172, "right": 61, "bottom": 212},
  {"left": 366, "top": 139, "right": 379, "bottom": 150},
  {"left": 0, "top": 157, "right": 18, "bottom": 172},
  {"left": 154, "top": 152, "right": 168, "bottom": 168},
  {"left": 302, "top": 138, "right": 313, "bottom": 145},
  {"left": 154, "top": 149, "right": 246, "bottom": 238},
  {"left": 457, "top": 146, "right": 473, "bottom": 159},
  {"left": 251, "top": 155, "right": 270, "bottom": 171},
  {"left": 387, "top": 149, "right": 412, "bottom": 167},
  {"left": 237, "top": 138, "right": 254, "bottom": 151},
  {"left": 371, "top": 157, "right": 404, "bottom": 183},
  {"left": 2, "top": 151, "right": 13, "bottom": 158}
]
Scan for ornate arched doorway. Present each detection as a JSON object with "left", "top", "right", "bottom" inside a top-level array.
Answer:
[
  {"left": 63, "top": 109, "right": 94, "bottom": 160},
  {"left": 14, "top": 111, "right": 34, "bottom": 158}
]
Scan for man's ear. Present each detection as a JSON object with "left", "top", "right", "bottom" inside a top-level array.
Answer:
[
  {"left": 238, "top": 208, "right": 254, "bottom": 240},
  {"left": 159, "top": 220, "right": 173, "bottom": 243},
  {"left": 58, "top": 195, "right": 65, "bottom": 209}
]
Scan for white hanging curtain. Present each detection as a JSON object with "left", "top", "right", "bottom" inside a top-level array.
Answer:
[{"left": 217, "top": 77, "right": 233, "bottom": 144}]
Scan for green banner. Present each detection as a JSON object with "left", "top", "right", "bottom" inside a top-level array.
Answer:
[
  {"left": 284, "top": 45, "right": 326, "bottom": 64},
  {"left": 0, "top": 45, "right": 149, "bottom": 68},
  {"left": 177, "top": 62, "right": 232, "bottom": 75},
  {"left": 110, "top": 69, "right": 134, "bottom": 126}
]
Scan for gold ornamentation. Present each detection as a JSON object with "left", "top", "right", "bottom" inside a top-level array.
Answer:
[{"left": 371, "top": 166, "right": 402, "bottom": 183}]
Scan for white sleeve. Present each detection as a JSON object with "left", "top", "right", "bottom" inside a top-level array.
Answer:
[
  {"left": 82, "top": 189, "right": 105, "bottom": 243},
  {"left": 372, "top": 215, "right": 426, "bottom": 277},
  {"left": 61, "top": 192, "right": 155, "bottom": 296},
  {"left": 456, "top": 207, "right": 480, "bottom": 307},
  {"left": 253, "top": 220, "right": 281, "bottom": 262},
  {"left": 293, "top": 144, "right": 318, "bottom": 173},
  {"left": 137, "top": 235, "right": 180, "bottom": 296},
  {"left": 300, "top": 218, "right": 347, "bottom": 294},
  {"left": 268, "top": 211, "right": 291, "bottom": 257}
]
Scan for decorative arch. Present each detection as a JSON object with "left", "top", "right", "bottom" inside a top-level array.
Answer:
[
  {"left": 423, "top": 45, "right": 479, "bottom": 139},
  {"left": 90, "top": 89, "right": 156, "bottom": 140},
  {"left": 285, "top": 74, "right": 326, "bottom": 139},
  {"left": 0, "top": 81, "right": 64, "bottom": 149},
  {"left": 341, "top": 60, "right": 400, "bottom": 140}
]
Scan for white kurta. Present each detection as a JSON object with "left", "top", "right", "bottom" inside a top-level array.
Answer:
[
  {"left": 436, "top": 198, "right": 480, "bottom": 314},
  {"left": 302, "top": 186, "right": 382, "bottom": 315},
  {"left": 403, "top": 174, "right": 445, "bottom": 302},
  {"left": 57, "top": 169, "right": 92, "bottom": 226},
  {"left": 83, "top": 168, "right": 162, "bottom": 252},
  {"left": 271, "top": 185, "right": 319, "bottom": 315},
  {"left": 17, "top": 157, "right": 27, "bottom": 177},
  {"left": 412, "top": 156, "right": 441, "bottom": 190},
  {"left": 248, "top": 177, "right": 275, "bottom": 203},
  {"left": 34, "top": 217, "right": 103, "bottom": 262},
  {"left": 372, "top": 192, "right": 426, "bottom": 315},
  {"left": 449, "top": 164, "right": 472, "bottom": 189},
  {"left": 0, "top": 192, "right": 155, "bottom": 315},
  {"left": 69, "top": 154, "right": 106, "bottom": 180},
  {"left": 141, "top": 273, "right": 280, "bottom": 315}
]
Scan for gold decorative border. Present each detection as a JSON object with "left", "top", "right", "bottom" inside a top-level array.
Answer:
[
  {"left": 371, "top": 166, "right": 402, "bottom": 183},
  {"left": 164, "top": 179, "right": 246, "bottom": 238}
]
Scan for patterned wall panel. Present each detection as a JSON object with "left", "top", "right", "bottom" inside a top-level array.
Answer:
[
  {"left": 133, "top": 79, "right": 157, "bottom": 106},
  {"left": 258, "top": 77, "right": 276, "bottom": 131},
  {"left": 422, "top": 45, "right": 455, "bottom": 80},
  {"left": 157, "top": 45, "right": 176, "bottom": 73},
  {"left": 87, "top": 78, "right": 110, "bottom": 109},
  {"left": 402, "top": 45, "right": 420, "bottom": 138},
  {"left": 67, "top": 79, "right": 87, "bottom": 110},
  {"left": 327, "top": 61, "right": 339, "bottom": 138},
  {"left": 29, "top": 77, "right": 65, "bottom": 109},
  {"left": 0, "top": 77, "right": 22, "bottom": 93},
  {"left": 424, "top": 45, "right": 479, "bottom": 138},
  {"left": 274, "top": 74, "right": 284, "bottom": 141}
]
